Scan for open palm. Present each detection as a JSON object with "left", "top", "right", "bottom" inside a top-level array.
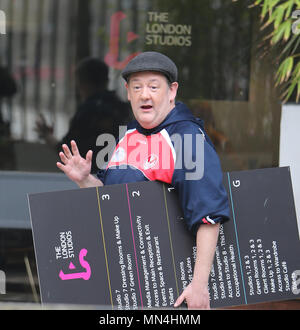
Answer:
[{"left": 57, "top": 140, "right": 92, "bottom": 184}]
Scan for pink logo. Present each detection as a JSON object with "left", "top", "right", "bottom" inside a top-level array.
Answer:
[
  {"left": 59, "top": 248, "right": 91, "bottom": 281},
  {"left": 104, "top": 11, "right": 140, "bottom": 70}
]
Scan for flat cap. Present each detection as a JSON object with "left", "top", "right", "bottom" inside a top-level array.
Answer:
[{"left": 122, "top": 51, "right": 178, "bottom": 83}]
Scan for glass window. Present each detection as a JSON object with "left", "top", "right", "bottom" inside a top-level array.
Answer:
[{"left": 0, "top": 0, "right": 281, "bottom": 304}]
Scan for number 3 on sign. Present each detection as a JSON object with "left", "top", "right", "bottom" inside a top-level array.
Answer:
[
  {"left": 102, "top": 194, "right": 110, "bottom": 200},
  {"left": 132, "top": 190, "right": 140, "bottom": 197}
]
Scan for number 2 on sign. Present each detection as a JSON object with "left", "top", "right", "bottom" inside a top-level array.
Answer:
[{"left": 132, "top": 190, "right": 140, "bottom": 197}]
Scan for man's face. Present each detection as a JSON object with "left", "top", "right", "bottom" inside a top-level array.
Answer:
[{"left": 125, "top": 71, "right": 178, "bottom": 129}]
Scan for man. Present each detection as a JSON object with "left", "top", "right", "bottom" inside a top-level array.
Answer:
[
  {"left": 57, "top": 52, "right": 230, "bottom": 309},
  {"left": 36, "top": 57, "right": 130, "bottom": 173}
]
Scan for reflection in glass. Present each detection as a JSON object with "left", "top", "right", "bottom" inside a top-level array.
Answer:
[{"left": 0, "top": 0, "right": 281, "bottom": 304}]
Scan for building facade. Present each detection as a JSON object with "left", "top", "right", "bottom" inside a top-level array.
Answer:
[{"left": 0, "top": 0, "right": 287, "bottom": 304}]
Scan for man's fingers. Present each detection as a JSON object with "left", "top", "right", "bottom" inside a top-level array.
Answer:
[
  {"left": 86, "top": 150, "right": 93, "bottom": 162},
  {"left": 56, "top": 162, "right": 66, "bottom": 172},
  {"left": 71, "top": 140, "right": 80, "bottom": 157},
  {"left": 62, "top": 144, "right": 72, "bottom": 159},
  {"left": 59, "top": 152, "right": 68, "bottom": 165},
  {"left": 174, "top": 292, "right": 186, "bottom": 308}
]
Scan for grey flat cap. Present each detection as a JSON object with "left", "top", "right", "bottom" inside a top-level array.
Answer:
[{"left": 121, "top": 51, "right": 178, "bottom": 82}]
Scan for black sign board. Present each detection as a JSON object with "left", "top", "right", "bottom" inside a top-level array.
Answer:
[{"left": 28, "top": 167, "right": 300, "bottom": 308}]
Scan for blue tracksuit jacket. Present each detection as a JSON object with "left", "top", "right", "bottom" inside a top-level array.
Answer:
[{"left": 97, "top": 102, "right": 230, "bottom": 233}]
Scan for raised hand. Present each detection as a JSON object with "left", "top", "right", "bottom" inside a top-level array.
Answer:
[
  {"left": 57, "top": 140, "right": 92, "bottom": 183},
  {"left": 57, "top": 140, "right": 102, "bottom": 188}
]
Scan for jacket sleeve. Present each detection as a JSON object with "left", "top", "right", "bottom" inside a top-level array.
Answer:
[
  {"left": 96, "top": 169, "right": 106, "bottom": 183},
  {"left": 171, "top": 122, "right": 230, "bottom": 234}
]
